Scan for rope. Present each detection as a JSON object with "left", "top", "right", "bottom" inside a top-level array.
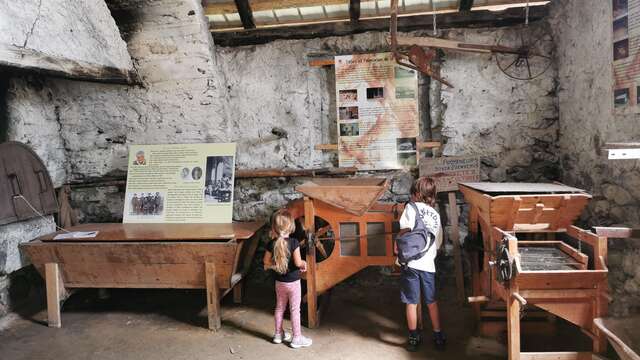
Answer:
[
  {"left": 12, "top": 194, "right": 71, "bottom": 233},
  {"left": 431, "top": 0, "right": 438, "bottom": 36}
]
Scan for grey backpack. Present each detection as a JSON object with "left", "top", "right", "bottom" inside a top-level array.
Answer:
[{"left": 396, "top": 202, "right": 436, "bottom": 267}]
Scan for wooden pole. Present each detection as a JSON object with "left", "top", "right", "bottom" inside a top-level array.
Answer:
[
  {"left": 45, "top": 263, "right": 62, "bottom": 328},
  {"left": 205, "top": 262, "right": 221, "bottom": 331},
  {"left": 506, "top": 236, "right": 520, "bottom": 359},
  {"left": 304, "top": 197, "right": 319, "bottom": 328},
  {"left": 447, "top": 192, "right": 465, "bottom": 304}
]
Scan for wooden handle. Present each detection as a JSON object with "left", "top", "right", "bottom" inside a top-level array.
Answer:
[{"left": 512, "top": 292, "right": 527, "bottom": 306}]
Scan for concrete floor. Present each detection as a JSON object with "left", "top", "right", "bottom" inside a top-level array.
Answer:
[{"left": 0, "top": 269, "right": 600, "bottom": 360}]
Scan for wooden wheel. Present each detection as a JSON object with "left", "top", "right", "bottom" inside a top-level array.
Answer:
[
  {"left": 292, "top": 215, "right": 335, "bottom": 263},
  {"left": 495, "top": 23, "right": 553, "bottom": 81}
]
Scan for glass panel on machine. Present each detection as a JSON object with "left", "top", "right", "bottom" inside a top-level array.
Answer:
[
  {"left": 367, "top": 222, "right": 386, "bottom": 256},
  {"left": 340, "top": 222, "right": 360, "bottom": 256}
]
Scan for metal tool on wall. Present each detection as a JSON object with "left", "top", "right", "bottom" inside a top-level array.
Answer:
[
  {"left": 390, "top": 0, "right": 552, "bottom": 82},
  {"left": 389, "top": 0, "right": 454, "bottom": 88}
]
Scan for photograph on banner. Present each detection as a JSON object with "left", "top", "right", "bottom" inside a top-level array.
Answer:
[
  {"left": 335, "top": 52, "right": 419, "bottom": 170},
  {"left": 123, "top": 143, "right": 236, "bottom": 223},
  {"left": 612, "top": 0, "right": 640, "bottom": 113}
]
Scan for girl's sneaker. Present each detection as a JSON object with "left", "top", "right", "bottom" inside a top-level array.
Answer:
[
  {"left": 272, "top": 331, "right": 292, "bottom": 344},
  {"left": 290, "top": 335, "right": 313, "bottom": 348}
]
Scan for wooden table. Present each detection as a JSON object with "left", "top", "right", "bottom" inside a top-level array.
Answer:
[
  {"left": 459, "top": 182, "right": 610, "bottom": 360},
  {"left": 20, "top": 222, "right": 263, "bottom": 331}
]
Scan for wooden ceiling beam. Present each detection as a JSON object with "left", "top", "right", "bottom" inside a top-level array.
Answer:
[
  {"left": 349, "top": 0, "right": 360, "bottom": 24},
  {"left": 234, "top": 0, "right": 256, "bottom": 29},
  {"left": 206, "top": 0, "right": 348, "bottom": 14},
  {"left": 459, "top": 0, "right": 475, "bottom": 12},
  {"left": 213, "top": 4, "right": 549, "bottom": 47}
]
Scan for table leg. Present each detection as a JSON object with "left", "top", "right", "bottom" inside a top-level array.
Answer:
[
  {"left": 233, "top": 281, "right": 243, "bottom": 304},
  {"left": 205, "top": 262, "right": 221, "bottom": 331},
  {"left": 45, "top": 263, "right": 62, "bottom": 328}
]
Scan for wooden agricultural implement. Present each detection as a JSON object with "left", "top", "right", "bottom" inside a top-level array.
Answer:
[
  {"left": 459, "top": 182, "right": 611, "bottom": 360},
  {"left": 21, "top": 222, "right": 263, "bottom": 331},
  {"left": 286, "top": 178, "right": 402, "bottom": 328}
]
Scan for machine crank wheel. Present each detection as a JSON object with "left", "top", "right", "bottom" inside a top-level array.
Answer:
[
  {"left": 495, "top": 24, "right": 553, "bottom": 81},
  {"left": 292, "top": 215, "right": 335, "bottom": 263}
]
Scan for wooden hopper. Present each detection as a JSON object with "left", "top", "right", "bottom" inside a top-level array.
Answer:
[{"left": 295, "top": 178, "right": 389, "bottom": 216}]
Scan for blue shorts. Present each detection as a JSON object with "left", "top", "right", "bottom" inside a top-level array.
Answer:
[{"left": 400, "top": 267, "right": 436, "bottom": 305}]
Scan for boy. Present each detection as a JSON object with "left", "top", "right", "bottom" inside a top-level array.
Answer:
[{"left": 397, "top": 177, "right": 445, "bottom": 351}]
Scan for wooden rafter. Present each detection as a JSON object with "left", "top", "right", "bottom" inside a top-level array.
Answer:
[
  {"left": 349, "top": 0, "right": 360, "bottom": 24},
  {"left": 213, "top": 5, "right": 549, "bottom": 46},
  {"left": 459, "top": 0, "right": 475, "bottom": 11},
  {"left": 206, "top": 0, "right": 348, "bottom": 14},
  {"left": 234, "top": 0, "right": 256, "bottom": 29}
]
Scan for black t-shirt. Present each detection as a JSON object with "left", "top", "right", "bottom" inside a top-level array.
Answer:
[{"left": 266, "top": 237, "right": 300, "bottom": 282}]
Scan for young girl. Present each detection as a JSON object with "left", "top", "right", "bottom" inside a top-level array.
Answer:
[
  {"left": 263, "top": 209, "right": 313, "bottom": 348},
  {"left": 397, "top": 177, "right": 446, "bottom": 352}
]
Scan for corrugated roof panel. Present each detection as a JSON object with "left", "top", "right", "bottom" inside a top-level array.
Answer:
[
  {"left": 324, "top": 3, "right": 350, "bottom": 17},
  {"left": 360, "top": 1, "right": 379, "bottom": 17},
  {"left": 274, "top": 8, "right": 302, "bottom": 22},
  {"left": 299, "top": 6, "right": 327, "bottom": 20}
]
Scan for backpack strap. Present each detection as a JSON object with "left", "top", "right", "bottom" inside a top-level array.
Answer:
[{"left": 409, "top": 202, "right": 436, "bottom": 253}]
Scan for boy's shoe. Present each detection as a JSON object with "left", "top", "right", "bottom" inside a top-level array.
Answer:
[
  {"left": 272, "top": 331, "right": 292, "bottom": 344},
  {"left": 290, "top": 335, "right": 313, "bottom": 349},
  {"left": 405, "top": 334, "right": 422, "bottom": 352},
  {"left": 433, "top": 331, "right": 446, "bottom": 350}
]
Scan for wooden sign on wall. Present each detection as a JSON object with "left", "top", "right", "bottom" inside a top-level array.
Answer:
[{"left": 419, "top": 156, "right": 480, "bottom": 192}]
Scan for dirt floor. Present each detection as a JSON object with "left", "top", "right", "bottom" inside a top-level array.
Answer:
[{"left": 0, "top": 268, "right": 605, "bottom": 360}]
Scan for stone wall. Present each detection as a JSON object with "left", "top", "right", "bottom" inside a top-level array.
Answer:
[
  {"left": 0, "top": 217, "right": 54, "bottom": 317},
  {"left": 0, "top": 0, "right": 133, "bottom": 79},
  {"left": 550, "top": 0, "right": 640, "bottom": 316}
]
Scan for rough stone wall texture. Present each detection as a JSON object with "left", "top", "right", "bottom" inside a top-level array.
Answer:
[
  {"left": 0, "top": 0, "right": 133, "bottom": 71},
  {"left": 550, "top": 0, "right": 640, "bottom": 316},
  {"left": 0, "top": 217, "right": 54, "bottom": 317}
]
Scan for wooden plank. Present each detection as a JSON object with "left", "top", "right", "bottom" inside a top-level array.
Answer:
[
  {"left": 505, "top": 197, "right": 522, "bottom": 230},
  {"left": 213, "top": 6, "right": 549, "bottom": 46},
  {"left": 448, "top": 192, "right": 465, "bottom": 303},
  {"left": 520, "top": 352, "right": 593, "bottom": 360},
  {"left": 236, "top": 167, "right": 357, "bottom": 178},
  {"left": 206, "top": 0, "right": 349, "bottom": 14},
  {"left": 0, "top": 44, "right": 136, "bottom": 85},
  {"left": 507, "top": 235, "right": 521, "bottom": 359},
  {"left": 592, "top": 226, "right": 640, "bottom": 238},
  {"left": 460, "top": 182, "right": 586, "bottom": 194},
  {"left": 234, "top": 0, "right": 256, "bottom": 29},
  {"left": 420, "top": 156, "right": 480, "bottom": 192},
  {"left": 45, "top": 263, "right": 62, "bottom": 328},
  {"left": 37, "top": 222, "right": 263, "bottom": 242},
  {"left": 305, "top": 197, "right": 319, "bottom": 328},
  {"left": 205, "top": 262, "right": 221, "bottom": 331},
  {"left": 314, "top": 141, "right": 441, "bottom": 150},
  {"left": 516, "top": 271, "right": 608, "bottom": 290}
]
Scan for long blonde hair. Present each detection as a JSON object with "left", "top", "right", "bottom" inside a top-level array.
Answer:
[{"left": 270, "top": 209, "right": 295, "bottom": 274}]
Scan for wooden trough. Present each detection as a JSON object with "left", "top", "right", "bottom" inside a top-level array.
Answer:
[
  {"left": 459, "top": 182, "right": 611, "bottom": 360},
  {"left": 287, "top": 178, "right": 401, "bottom": 328},
  {"left": 20, "top": 222, "right": 263, "bottom": 331}
]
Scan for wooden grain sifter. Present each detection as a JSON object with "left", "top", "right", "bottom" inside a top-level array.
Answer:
[
  {"left": 460, "top": 182, "right": 611, "bottom": 360},
  {"left": 286, "top": 178, "right": 402, "bottom": 328}
]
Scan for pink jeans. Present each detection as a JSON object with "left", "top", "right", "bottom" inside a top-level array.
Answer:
[{"left": 274, "top": 280, "right": 302, "bottom": 339}]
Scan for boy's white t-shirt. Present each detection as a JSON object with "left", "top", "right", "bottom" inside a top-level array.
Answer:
[{"left": 399, "top": 202, "right": 441, "bottom": 273}]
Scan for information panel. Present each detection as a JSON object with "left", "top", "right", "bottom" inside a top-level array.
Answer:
[
  {"left": 335, "top": 53, "right": 419, "bottom": 170},
  {"left": 123, "top": 143, "right": 235, "bottom": 223}
]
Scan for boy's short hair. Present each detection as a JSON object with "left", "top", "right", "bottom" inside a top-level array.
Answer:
[{"left": 410, "top": 177, "right": 437, "bottom": 207}]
